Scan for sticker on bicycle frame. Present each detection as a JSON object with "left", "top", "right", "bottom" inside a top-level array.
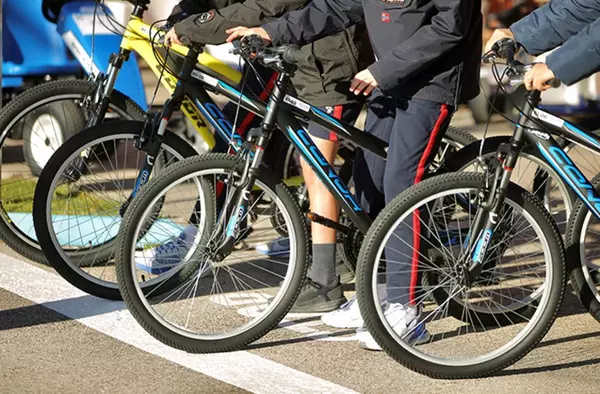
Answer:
[
  {"left": 532, "top": 109, "right": 564, "bottom": 128},
  {"left": 284, "top": 95, "right": 310, "bottom": 112},
  {"left": 526, "top": 128, "right": 550, "bottom": 140},
  {"left": 191, "top": 69, "right": 218, "bottom": 87}
]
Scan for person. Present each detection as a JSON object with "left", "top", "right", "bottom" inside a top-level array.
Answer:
[
  {"left": 226, "top": 0, "right": 482, "bottom": 349},
  {"left": 486, "top": 0, "right": 600, "bottom": 92},
  {"left": 156, "top": 0, "right": 375, "bottom": 312}
]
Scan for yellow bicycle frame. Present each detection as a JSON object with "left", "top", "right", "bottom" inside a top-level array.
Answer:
[{"left": 119, "top": 17, "right": 242, "bottom": 150}]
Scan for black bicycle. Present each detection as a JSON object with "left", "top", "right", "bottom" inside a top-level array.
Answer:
[
  {"left": 106, "top": 33, "right": 457, "bottom": 352},
  {"left": 31, "top": 22, "right": 474, "bottom": 301},
  {"left": 352, "top": 38, "right": 600, "bottom": 378}
]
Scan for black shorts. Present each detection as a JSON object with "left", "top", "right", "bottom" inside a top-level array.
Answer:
[{"left": 308, "top": 103, "right": 363, "bottom": 141}]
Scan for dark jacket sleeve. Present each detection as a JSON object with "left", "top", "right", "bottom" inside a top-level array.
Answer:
[
  {"left": 545, "top": 18, "right": 600, "bottom": 85},
  {"left": 368, "top": 0, "right": 474, "bottom": 91},
  {"left": 510, "top": 0, "right": 600, "bottom": 56},
  {"left": 175, "top": 0, "right": 309, "bottom": 44},
  {"left": 262, "top": 0, "right": 364, "bottom": 46}
]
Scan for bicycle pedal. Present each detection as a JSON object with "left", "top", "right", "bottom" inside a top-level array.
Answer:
[{"left": 306, "top": 212, "right": 351, "bottom": 234}]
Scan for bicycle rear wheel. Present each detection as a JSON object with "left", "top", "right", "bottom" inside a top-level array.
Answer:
[
  {"left": 116, "top": 154, "right": 309, "bottom": 352},
  {"left": 356, "top": 172, "right": 566, "bottom": 378}
]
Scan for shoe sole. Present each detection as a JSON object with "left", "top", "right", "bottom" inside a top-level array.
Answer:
[
  {"left": 359, "top": 330, "right": 431, "bottom": 351},
  {"left": 289, "top": 298, "right": 347, "bottom": 314}
]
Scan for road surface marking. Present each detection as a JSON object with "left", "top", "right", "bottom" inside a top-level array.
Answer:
[{"left": 0, "top": 253, "right": 357, "bottom": 394}]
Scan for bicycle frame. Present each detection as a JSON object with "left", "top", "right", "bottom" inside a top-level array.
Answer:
[
  {"left": 466, "top": 89, "right": 600, "bottom": 279},
  {"left": 90, "top": 3, "right": 241, "bottom": 150}
]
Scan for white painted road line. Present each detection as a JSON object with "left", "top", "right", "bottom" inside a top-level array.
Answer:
[{"left": 0, "top": 253, "right": 358, "bottom": 394}]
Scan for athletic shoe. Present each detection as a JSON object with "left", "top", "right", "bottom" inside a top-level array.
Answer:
[
  {"left": 357, "top": 303, "right": 430, "bottom": 351},
  {"left": 135, "top": 224, "right": 198, "bottom": 275},
  {"left": 321, "top": 284, "right": 387, "bottom": 328},
  {"left": 289, "top": 278, "right": 347, "bottom": 313},
  {"left": 255, "top": 237, "right": 290, "bottom": 258}
]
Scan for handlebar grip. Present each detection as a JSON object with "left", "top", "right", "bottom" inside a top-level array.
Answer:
[
  {"left": 282, "top": 46, "right": 313, "bottom": 65},
  {"left": 546, "top": 78, "right": 561, "bottom": 89},
  {"left": 179, "top": 36, "right": 192, "bottom": 46}
]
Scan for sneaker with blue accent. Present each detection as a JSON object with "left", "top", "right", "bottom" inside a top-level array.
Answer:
[
  {"left": 135, "top": 225, "right": 198, "bottom": 275},
  {"left": 255, "top": 237, "right": 290, "bottom": 258},
  {"left": 357, "top": 303, "right": 430, "bottom": 351}
]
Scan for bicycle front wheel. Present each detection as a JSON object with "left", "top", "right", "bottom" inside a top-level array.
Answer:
[
  {"left": 33, "top": 121, "right": 198, "bottom": 300},
  {"left": 0, "top": 79, "right": 145, "bottom": 263},
  {"left": 356, "top": 172, "right": 566, "bottom": 379},
  {"left": 116, "top": 154, "right": 309, "bottom": 353}
]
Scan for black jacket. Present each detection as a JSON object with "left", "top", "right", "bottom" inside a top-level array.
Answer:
[
  {"left": 263, "top": 0, "right": 482, "bottom": 105},
  {"left": 175, "top": 0, "right": 374, "bottom": 106}
]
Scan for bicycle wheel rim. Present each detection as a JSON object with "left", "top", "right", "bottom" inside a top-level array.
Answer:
[
  {"left": 129, "top": 168, "right": 300, "bottom": 340},
  {"left": 1, "top": 94, "right": 134, "bottom": 250},
  {"left": 44, "top": 133, "right": 186, "bottom": 290},
  {"left": 370, "top": 187, "right": 554, "bottom": 367}
]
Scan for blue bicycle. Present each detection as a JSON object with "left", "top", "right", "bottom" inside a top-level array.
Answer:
[{"left": 354, "top": 38, "right": 600, "bottom": 378}]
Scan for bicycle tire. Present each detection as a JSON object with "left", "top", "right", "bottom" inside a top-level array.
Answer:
[
  {"left": 356, "top": 172, "right": 566, "bottom": 379},
  {"left": 116, "top": 154, "right": 309, "bottom": 352},
  {"left": 33, "top": 121, "right": 198, "bottom": 299},
  {"left": 565, "top": 173, "right": 600, "bottom": 323},
  {"left": 0, "top": 79, "right": 145, "bottom": 264}
]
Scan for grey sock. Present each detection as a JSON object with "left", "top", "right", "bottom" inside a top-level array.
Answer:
[{"left": 308, "top": 243, "right": 338, "bottom": 289}]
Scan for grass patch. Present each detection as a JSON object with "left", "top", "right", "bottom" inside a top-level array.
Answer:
[{"left": 1, "top": 176, "right": 118, "bottom": 215}]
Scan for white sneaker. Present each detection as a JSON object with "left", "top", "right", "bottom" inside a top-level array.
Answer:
[
  {"left": 135, "top": 224, "right": 198, "bottom": 274},
  {"left": 321, "top": 284, "right": 387, "bottom": 329},
  {"left": 255, "top": 237, "right": 290, "bottom": 257},
  {"left": 357, "top": 303, "right": 430, "bottom": 351},
  {"left": 321, "top": 295, "right": 363, "bottom": 328}
]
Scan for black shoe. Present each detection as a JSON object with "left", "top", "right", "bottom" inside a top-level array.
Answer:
[
  {"left": 336, "top": 260, "right": 355, "bottom": 284},
  {"left": 289, "top": 278, "right": 347, "bottom": 313}
]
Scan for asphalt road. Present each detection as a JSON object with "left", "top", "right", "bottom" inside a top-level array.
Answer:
[{"left": 2, "top": 114, "right": 600, "bottom": 393}]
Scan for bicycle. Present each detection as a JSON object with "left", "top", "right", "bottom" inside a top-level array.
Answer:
[
  {"left": 102, "top": 32, "right": 466, "bottom": 351},
  {"left": 352, "top": 38, "right": 600, "bottom": 378},
  {"left": 2, "top": 0, "right": 473, "bottom": 268}
]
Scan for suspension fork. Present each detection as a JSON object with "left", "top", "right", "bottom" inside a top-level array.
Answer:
[
  {"left": 75, "top": 49, "right": 131, "bottom": 171},
  {"left": 87, "top": 48, "right": 131, "bottom": 128},
  {"left": 214, "top": 72, "right": 288, "bottom": 258},
  {"left": 465, "top": 139, "right": 522, "bottom": 283},
  {"left": 119, "top": 47, "right": 201, "bottom": 217},
  {"left": 118, "top": 97, "right": 179, "bottom": 217}
]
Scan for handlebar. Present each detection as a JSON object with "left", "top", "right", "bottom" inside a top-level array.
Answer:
[
  {"left": 234, "top": 35, "right": 314, "bottom": 67},
  {"left": 484, "top": 38, "right": 561, "bottom": 90}
]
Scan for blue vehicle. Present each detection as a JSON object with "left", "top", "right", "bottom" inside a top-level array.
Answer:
[{"left": 2, "top": 0, "right": 146, "bottom": 108}]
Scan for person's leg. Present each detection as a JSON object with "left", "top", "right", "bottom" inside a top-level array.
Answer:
[
  {"left": 303, "top": 134, "right": 340, "bottom": 289},
  {"left": 288, "top": 104, "right": 361, "bottom": 312},
  {"left": 357, "top": 98, "right": 452, "bottom": 350},
  {"left": 321, "top": 95, "right": 396, "bottom": 327},
  {"left": 384, "top": 99, "right": 451, "bottom": 307},
  {"left": 353, "top": 93, "right": 396, "bottom": 218}
]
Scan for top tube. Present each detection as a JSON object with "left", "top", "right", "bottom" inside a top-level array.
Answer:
[{"left": 121, "top": 17, "right": 242, "bottom": 84}]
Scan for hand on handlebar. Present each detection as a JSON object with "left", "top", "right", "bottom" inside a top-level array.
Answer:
[
  {"left": 164, "top": 28, "right": 182, "bottom": 47},
  {"left": 484, "top": 29, "right": 515, "bottom": 54},
  {"left": 524, "top": 63, "right": 557, "bottom": 91},
  {"left": 226, "top": 27, "right": 271, "bottom": 45}
]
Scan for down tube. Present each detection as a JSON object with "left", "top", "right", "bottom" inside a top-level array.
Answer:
[
  {"left": 534, "top": 135, "right": 600, "bottom": 219},
  {"left": 277, "top": 112, "right": 372, "bottom": 233}
]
